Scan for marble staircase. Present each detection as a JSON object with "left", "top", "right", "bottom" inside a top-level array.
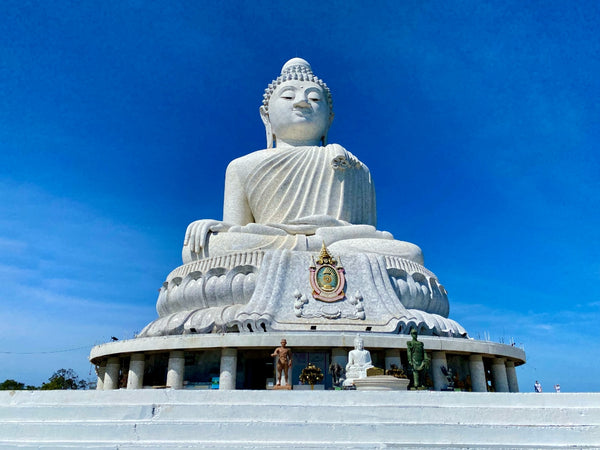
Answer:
[{"left": 1, "top": 390, "right": 599, "bottom": 448}]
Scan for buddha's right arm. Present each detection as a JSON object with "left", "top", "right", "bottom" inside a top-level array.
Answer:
[
  {"left": 181, "top": 160, "right": 253, "bottom": 262},
  {"left": 223, "top": 159, "right": 254, "bottom": 225}
]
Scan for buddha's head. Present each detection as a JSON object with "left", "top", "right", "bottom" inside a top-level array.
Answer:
[
  {"left": 354, "top": 335, "right": 364, "bottom": 350},
  {"left": 260, "top": 58, "right": 334, "bottom": 148}
]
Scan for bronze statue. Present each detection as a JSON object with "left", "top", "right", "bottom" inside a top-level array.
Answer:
[
  {"left": 271, "top": 339, "right": 293, "bottom": 386},
  {"left": 407, "top": 328, "right": 430, "bottom": 389}
]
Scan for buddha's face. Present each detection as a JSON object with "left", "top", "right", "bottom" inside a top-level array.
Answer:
[
  {"left": 355, "top": 339, "right": 364, "bottom": 350},
  {"left": 265, "top": 80, "right": 331, "bottom": 146}
]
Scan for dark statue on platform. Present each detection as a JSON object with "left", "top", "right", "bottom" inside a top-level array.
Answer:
[
  {"left": 407, "top": 328, "right": 431, "bottom": 389},
  {"left": 329, "top": 362, "right": 344, "bottom": 387},
  {"left": 440, "top": 365, "right": 455, "bottom": 390}
]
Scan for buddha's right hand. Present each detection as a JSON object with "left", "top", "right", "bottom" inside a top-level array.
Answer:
[{"left": 183, "top": 219, "right": 231, "bottom": 256}]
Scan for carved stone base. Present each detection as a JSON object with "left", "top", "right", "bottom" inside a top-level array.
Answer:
[
  {"left": 139, "top": 248, "right": 467, "bottom": 338},
  {"left": 354, "top": 375, "right": 410, "bottom": 391}
]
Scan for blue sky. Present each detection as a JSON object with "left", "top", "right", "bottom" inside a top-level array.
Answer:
[{"left": 1, "top": 1, "right": 599, "bottom": 391}]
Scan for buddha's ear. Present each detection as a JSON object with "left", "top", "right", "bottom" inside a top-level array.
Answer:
[
  {"left": 260, "top": 106, "right": 273, "bottom": 149},
  {"left": 260, "top": 105, "right": 269, "bottom": 127}
]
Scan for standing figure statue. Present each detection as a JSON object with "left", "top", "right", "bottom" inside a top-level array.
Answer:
[
  {"left": 271, "top": 339, "right": 293, "bottom": 386},
  {"left": 343, "top": 335, "right": 374, "bottom": 386},
  {"left": 407, "top": 328, "right": 430, "bottom": 389},
  {"left": 440, "top": 366, "right": 455, "bottom": 390},
  {"left": 329, "top": 362, "right": 344, "bottom": 387}
]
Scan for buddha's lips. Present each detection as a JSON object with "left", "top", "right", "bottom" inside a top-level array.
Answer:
[{"left": 292, "top": 109, "right": 310, "bottom": 116}]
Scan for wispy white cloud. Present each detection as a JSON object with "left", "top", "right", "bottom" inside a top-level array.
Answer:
[
  {"left": 450, "top": 297, "right": 600, "bottom": 392},
  {"left": 0, "top": 182, "right": 164, "bottom": 385}
]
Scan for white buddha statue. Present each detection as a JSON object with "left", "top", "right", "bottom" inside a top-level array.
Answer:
[
  {"left": 344, "top": 335, "right": 374, "bottom": 386},
  {"left": 182, "top": 58, "right": 423, "bottom": 265},
  {"left": 138, "top": 57, "right": 467, "bottom": 339}
]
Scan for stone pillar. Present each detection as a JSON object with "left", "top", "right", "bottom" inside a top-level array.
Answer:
[
  {"left": 166, "top": 350, "right": 185, "bottom": 389},
  {"left": 127, "top": 353, "right": 146, "bottom": 390},
  {"left": 103, "top": 357, "right": 120, "bottom": 390},
  {"left": 505, "top": 360, "right": 519, "bottom": 392},
  {"left": 219, "top": 348, "right": 238, "bottom": 390},
  {"left": 385, "top": 349, "right": 402, "bottom": 369},
  {"left": 431, "top": 351, "right": 448, "bottom": 391},
  {"left": 95, "top": 361, "right": 106, "bottom": 390},
  {"left": 492, "top": 357, "right": 509, "bottom": 392},
  {"left": 469, "top": 355, "right": 487, "bottom": 392}
]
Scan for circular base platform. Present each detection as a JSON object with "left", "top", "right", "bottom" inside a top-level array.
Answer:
[
  {"left": 90, "top": 332, "right": 524, "bottom": 392},
  {"left": 90, "top": 332, "right": 525, "bottom": 365}
]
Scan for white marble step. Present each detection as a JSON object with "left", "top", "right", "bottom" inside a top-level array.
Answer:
[
  {"left": 1, "top": 390, "right": 599, "bottom": 449},
  {"left": 1, "top": 422, "right": 599, "bottom": 449},
  {"left": 0, "top": 402, "right": 598, "bottom": 425},
  {"left": 1, "top": 421, "right": 599, "bottom": 447}
]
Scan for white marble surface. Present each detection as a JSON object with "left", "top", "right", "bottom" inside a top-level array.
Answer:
[
  {"left": 353, "top": 375, "right": 410, "bottom": 390},
  {"left": 2, "top": 390, "right": 599, "bottom": 448},
  {"left": 139, "top": 248, "right": 463, "bottom": 337},
  {"left": 181, "top": 143, "right": 422, "bottom": 264}
]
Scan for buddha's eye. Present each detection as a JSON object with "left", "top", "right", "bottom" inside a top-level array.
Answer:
[
  {"left": 308, "top": 95, "right": 321, "bottom": 102},
  {"left": 279, "top": 90, "right": 294, "bottom": 100}
]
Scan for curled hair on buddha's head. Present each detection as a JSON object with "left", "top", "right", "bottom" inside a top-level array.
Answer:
[{"left": 260, "top": 58, "right": 334, "bottom": 148}]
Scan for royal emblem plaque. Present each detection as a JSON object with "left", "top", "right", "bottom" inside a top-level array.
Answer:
[{"left": 309, "top": 243, "right": 346, "bottom": 302}]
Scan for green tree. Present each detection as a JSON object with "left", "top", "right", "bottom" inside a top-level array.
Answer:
[
  {"left": 0, "top": 379, "right": 25, "bottom": 390},
  {"left": 40, "top": 368, "right": 88, "bottom": 390}
]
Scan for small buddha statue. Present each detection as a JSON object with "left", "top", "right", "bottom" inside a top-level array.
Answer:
[
  {"left": 344, "top": 335, "right": 374, "bottom": 386},
  {"left": 182, "top": 58, "right": 423, "bottom": 265}
]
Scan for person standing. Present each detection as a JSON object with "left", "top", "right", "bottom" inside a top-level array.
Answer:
[{"left": 534, "top": 380, "right": 542, "bottom": 392}]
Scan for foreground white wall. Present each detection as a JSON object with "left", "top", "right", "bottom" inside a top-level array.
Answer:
[{"left": 1, "top": 390, "right": 599, "bottom": 449}]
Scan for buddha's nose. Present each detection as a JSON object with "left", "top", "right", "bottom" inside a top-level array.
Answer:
[{"left": 293, "top": 99, "right": 310, "bottom": 108}]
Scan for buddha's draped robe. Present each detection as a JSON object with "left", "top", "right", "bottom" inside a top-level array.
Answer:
[{"left": 231, "top": 144, "right": 376, "bottom": 233}]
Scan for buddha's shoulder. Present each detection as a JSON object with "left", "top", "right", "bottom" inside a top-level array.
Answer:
[
  {"left": 227, "top": 148, "right": 274, "bottom": 167},
  {"left": 226, "top": 149, "right": 272, "bottom": 176}
]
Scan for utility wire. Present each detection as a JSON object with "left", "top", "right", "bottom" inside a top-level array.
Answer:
[{"left": 0, "top": 345, "right": 94, "bottom": 355}]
